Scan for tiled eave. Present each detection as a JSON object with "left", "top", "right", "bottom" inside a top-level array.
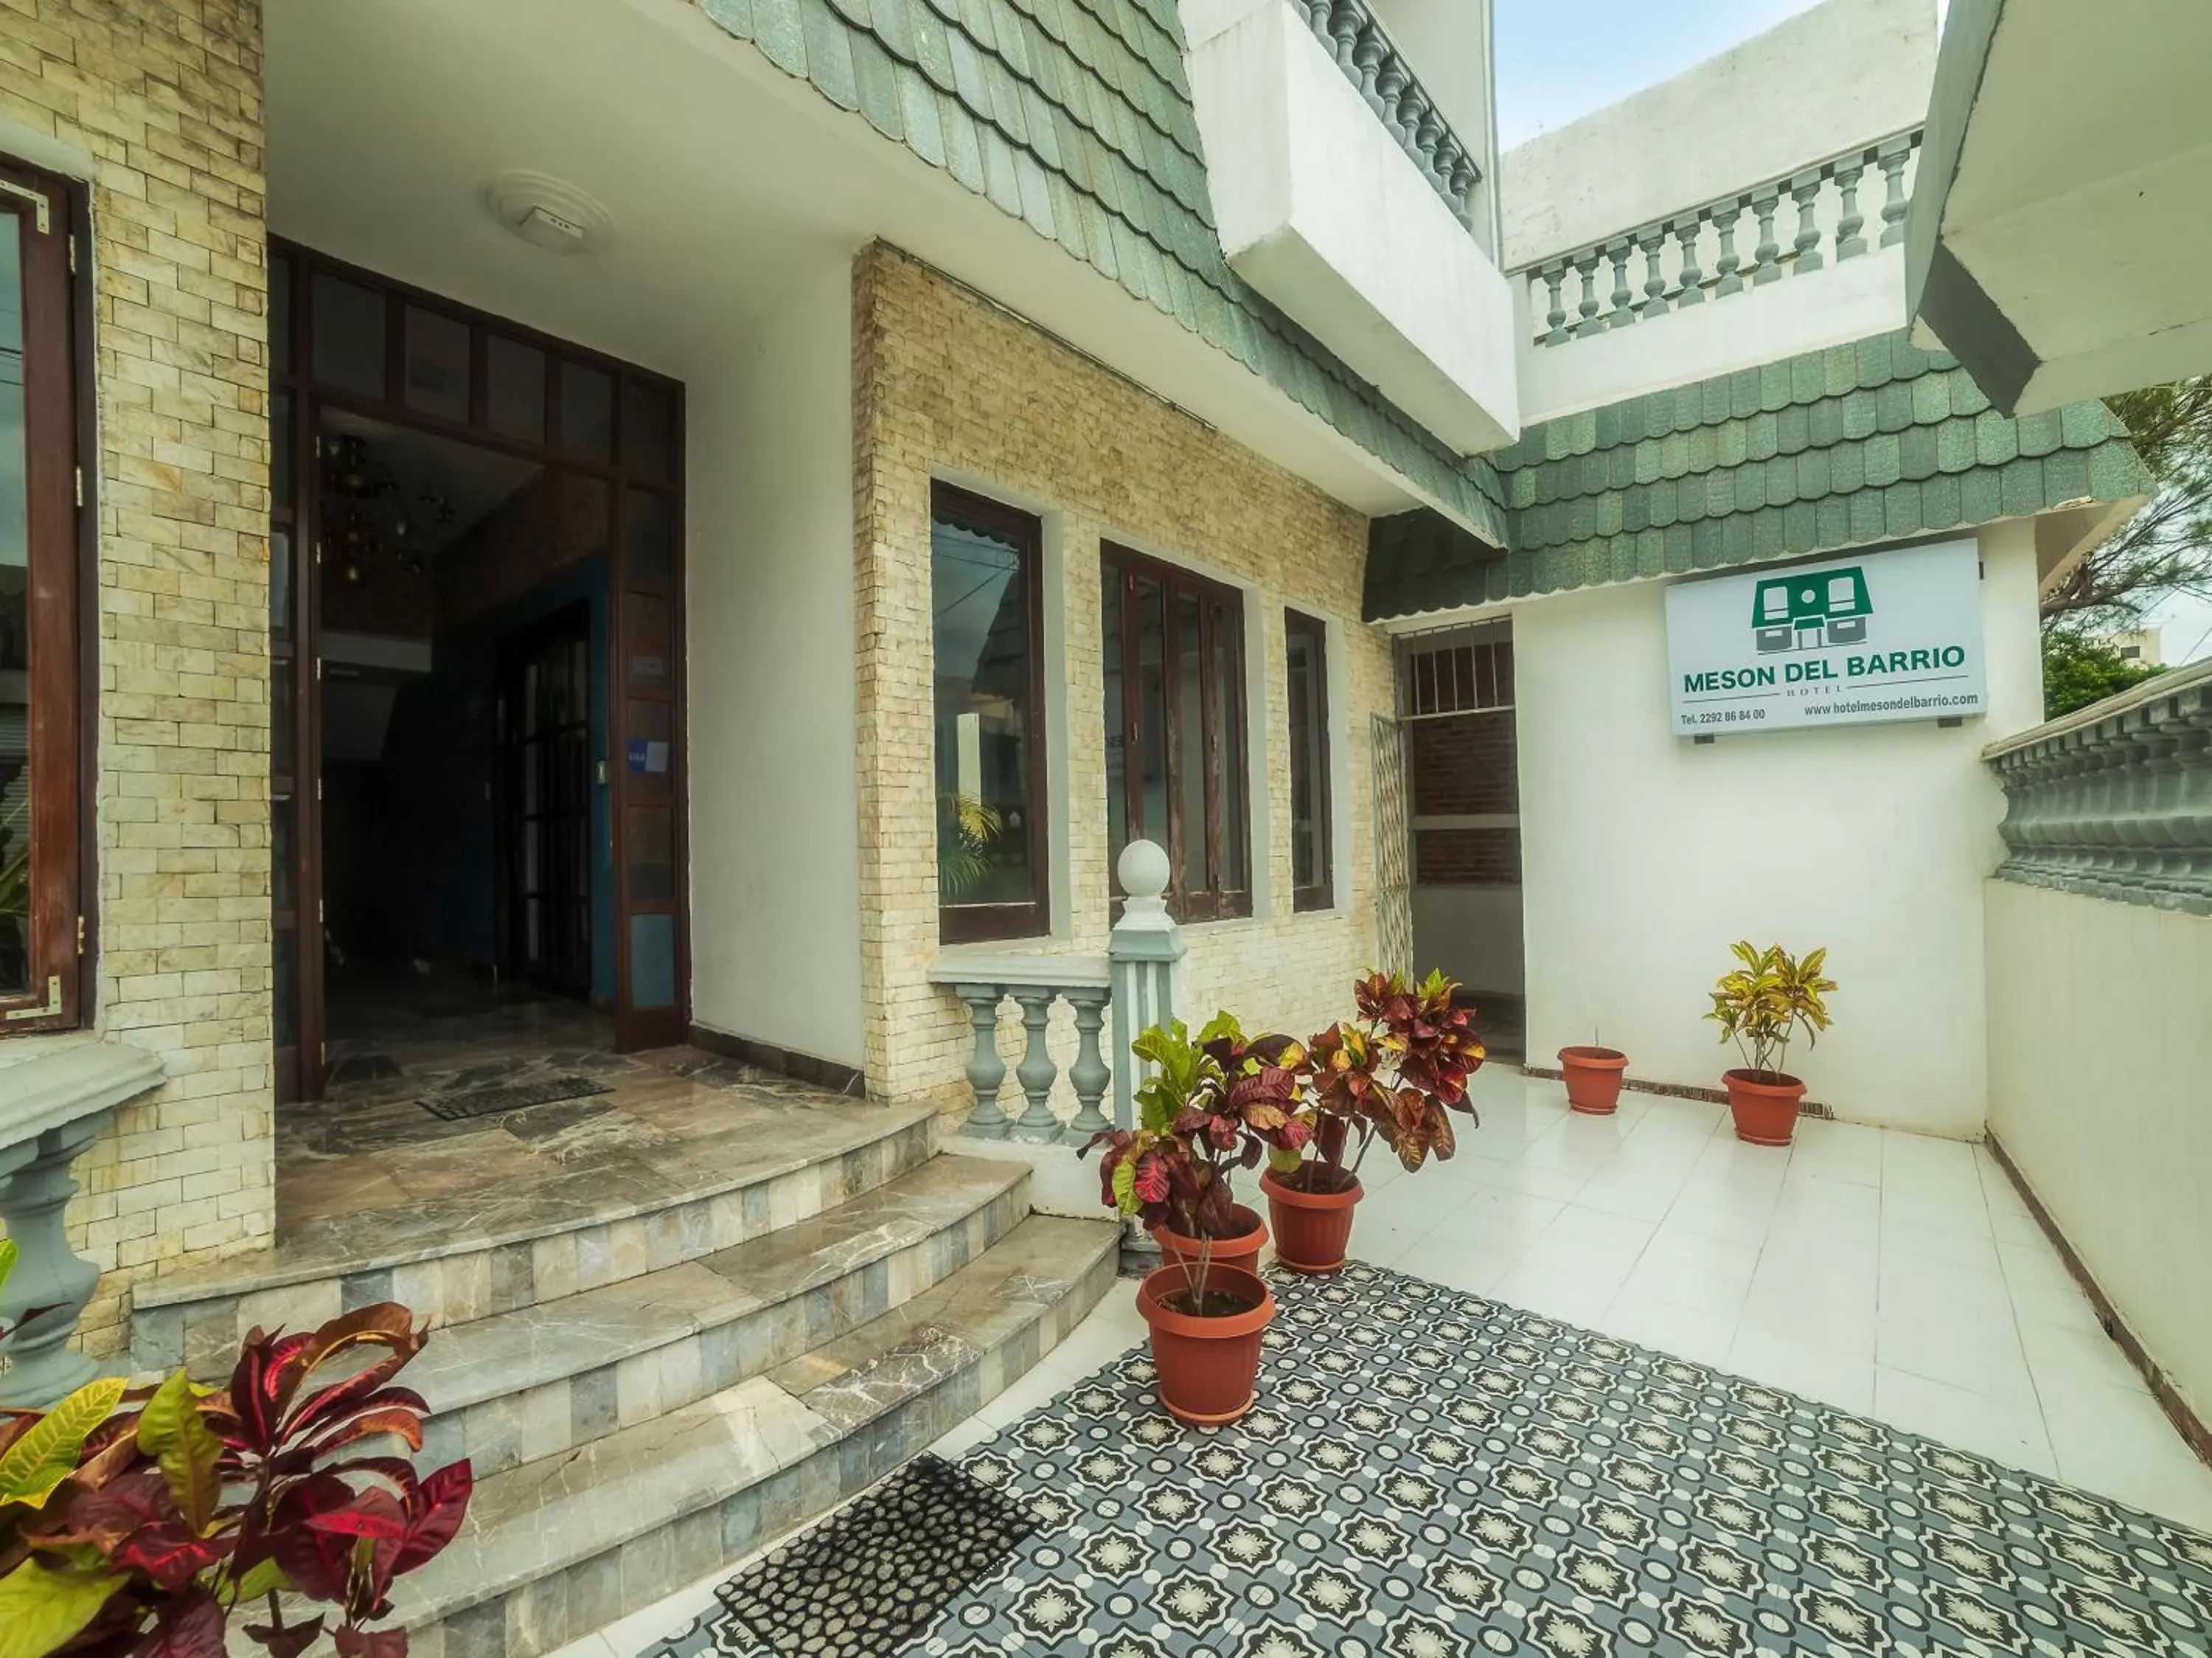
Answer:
[{"left": 1365, "top": 330, "right": 2151, "bottom": 623}]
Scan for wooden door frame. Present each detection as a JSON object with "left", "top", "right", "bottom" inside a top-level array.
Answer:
[{"left": 269, "top": 238, "right": 688, "bottom": 1095}]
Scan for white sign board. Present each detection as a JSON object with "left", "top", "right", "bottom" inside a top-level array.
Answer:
[{"left": 1664, "top": 541, "right": 1986, "bottom": 736}]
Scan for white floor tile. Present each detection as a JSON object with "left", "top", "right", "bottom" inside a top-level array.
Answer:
[
  {"left": 1531, "top": 1204, "right": 1658, "bottom": 1257},
  {"left": 2041, "top": 1381, "right": 2212, "bottom": 1528},
  {"left": 1873, "top": 1365, "right": 2056, "bottom": 1476},
  {"left": 1596, "top": 1293, "right": 1739, "bottom": 1369},
  {"left": 1874, "top": 1293, "right": 2037, "bottom": 1404},
  {"left": 2017, "top": 1314, "right": 2149, "bottom": 1406},
  {"left": 1616, "top": 1249, "right": 1756, "bottom": 1319},
  {"left": 1881, "top": 1187, "right": 1994, "bottom": 1240},
  {"left": 1725, "top": 1326, "right": 1876, "bottom": 1415}
]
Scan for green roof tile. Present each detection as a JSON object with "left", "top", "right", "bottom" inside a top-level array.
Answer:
[
  {"left": 1363, "top": 328, "right": 2151, "bottom": 619},
  {"left": 2016, "top": 409, "right": 2063, "bottom": 459}
]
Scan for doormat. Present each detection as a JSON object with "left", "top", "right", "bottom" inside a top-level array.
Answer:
[
  {"left": 647, "top": 1455, "right": 1038, "bottom": 1658},
  {"left": 418, "top": 1073, "right": 611, "bottom": 1121}
]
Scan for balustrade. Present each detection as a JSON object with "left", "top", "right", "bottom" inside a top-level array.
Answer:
[
  {"left": 932, "top": 840, "right": 1185, "bottom": 1147},
  {"left": 1526, "top": 128, "right": 1923, "bottom": 347},
  {"left": 1293, "top": 0, "right": 1482, "bottom": 230},
  {"left": 1986, "top": 659, "right": 2212, "bottom": 915}
]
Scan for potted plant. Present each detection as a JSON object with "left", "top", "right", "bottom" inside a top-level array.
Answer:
[
  {"left": 0, "top": 1280, "right": 470, "bottom": 1657},
  {"left": 1084, "top": 1014, "right": 1309, "bottom": 1425},
  {"left": 1557, "top": 1036, "right": 1629, "bottom": 1115},
  {"left": 1262, "top": 969, "right": 1486, "bottom": 1273},
  {"left": 1705, "top": 940, "right": 1837, "bottom": 1145}
]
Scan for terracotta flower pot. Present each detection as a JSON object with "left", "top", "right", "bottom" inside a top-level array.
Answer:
[
  {"left": 1259, "top": 1168, "right": 1363, "bottom": 1274},
  {"left": 1137, "top": 1263, "right": 1276, "bottom": 1425},
  {"left": 1150, "top": 1204, "right": 1268, "bottom": 1276},
  {"left": 1724, "top": 1068, "right": 1804, "bottom": 1145},
  {"left": 1558, "top": 1046, "right": 1629, "bottom": 1114}
]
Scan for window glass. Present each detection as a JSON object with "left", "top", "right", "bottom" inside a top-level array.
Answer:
[
  {"left": 0, "top": 224, "right": 28, "bottom": 993},
  {"left": 625, "top": 488, "right": 673, "bottom": 583},
  {"left": 0, "top": 163, "right": 84, "bottom": 1025},
  {"left": 269, "top": 251, "right": 291, "bottom": 376},
  {"left": 486, "top": 335, "right": 546, "bottom": 442},
  {"left": 1101, "top": 547, "right": 1249, "bottom": 919},
  {"left": 403, "top": 306, "right": 470, "bottom": 422},
  {"left": 311, "top": 273, "right": 386, "bottom": 396},
  {"left": 1286, "top": 609, "right": 1332, "bottom": 909},
  {"left": 622, "top": 379, "right": 674, "bottom": 479},
  {"left": 931, "top": 490, "right": 1044, "bottom": 938},
  {"left": 558, "top": 361, "right": 613, "bottom": 459}
]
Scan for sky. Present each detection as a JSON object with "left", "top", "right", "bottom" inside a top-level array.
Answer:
[
  {"left": 1494, "top": 0, "right": 1828, "bottom": 150},
  {"left": 1492, "top": 0, "right": 2210, "bottom": 665}
]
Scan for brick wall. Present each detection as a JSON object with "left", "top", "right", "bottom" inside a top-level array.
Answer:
[
  {"left": 1416, "top": 828, "right": 1521, "bottom": 885},
  {"left": 0, "top": 0, "right": 274, "bottom": 1353},
  {"left": 1410, "top": 709, "right": 1520, "bottom": 891},
  {"left": 1411, "top": 710, "right": 1517, "bottom": 814},
  {"left": 852, "top": 244, "right": 1393, "bottom": 1114}
]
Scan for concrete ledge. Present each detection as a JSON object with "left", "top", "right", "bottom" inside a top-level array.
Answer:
[{"left": 0, "top": 1041, "right": 166, "bottom": 1146}]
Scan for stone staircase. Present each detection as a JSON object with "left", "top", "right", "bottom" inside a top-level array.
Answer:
[{"left": 128, "top": 1103, "right": 1119, "bottom": 1658}]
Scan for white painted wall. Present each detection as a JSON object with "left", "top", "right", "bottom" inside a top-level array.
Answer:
[
  {"left": 1367, "top": 0, "right": 1499, "bottom": 256},
  {"left": 686, "top": 273, "right": 866, "bottom": 1069},
  {"left": 1185, "top": 0, "right": 1520, "bottom": 453},
  {"left": 1412, "top": 885, "right": 1523, "bottom": 996},
  {"left": 1985, "top": 882, "right": 2212, "bottom": 1423},
  {"left": 1517, "top": 247, "right": 1910, "bottom": 427},
  {"left": 1515, "top": 518, "right": 2043, "bottom": 1135},
  {"left": 1498, "top": 0, "right": 1937, "bottom": 271}
]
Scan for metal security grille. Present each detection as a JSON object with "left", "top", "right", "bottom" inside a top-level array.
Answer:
[
  {"left": 1369, "top": 712, "right": 1413, "bottom": 978},
  {"left": 1397, "top": 622, "right": 1514, "bottom": 718}
]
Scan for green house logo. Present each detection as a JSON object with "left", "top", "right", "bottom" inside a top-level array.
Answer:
[{"left": 1753, "top": 566, "right": 1871, "bottom": 653}]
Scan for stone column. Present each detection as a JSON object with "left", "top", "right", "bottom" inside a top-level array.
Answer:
[{"left": 0, "top": 1111, "right": 117, "bottom": 1406}]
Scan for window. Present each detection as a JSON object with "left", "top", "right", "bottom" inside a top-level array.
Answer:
[
  {"left": 931, "top": 485, "right": 1048, "bottom": 942},
  {"left": 1101, "top": 544, "right": 1249, "bottom": 921},
  {"left": 1285, "top": 609, "right": 1332, "bottom": 912},
  {"left": 1398, "top": 622, "right": 1514, "bottom": 716},
  {"left": 0, "top": 158, "right": 83, "bottom": 1030}
]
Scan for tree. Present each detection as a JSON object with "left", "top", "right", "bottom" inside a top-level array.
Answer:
[
  {"left": 2042, "top": 378, "right": 2212, "bottom": 631},
  {"left": 2041, "top": 628, "right": 2163, "bottom": 720}
]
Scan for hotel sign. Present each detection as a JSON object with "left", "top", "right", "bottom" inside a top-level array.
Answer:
[{"left": 1664, "top": 541, "right": 1986, "bottom": 735}]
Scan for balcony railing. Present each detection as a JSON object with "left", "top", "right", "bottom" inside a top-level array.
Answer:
[
  {"left": 1291, "top": 0, "right": 1482, "bottom": 230},
  {"left": 1986, "top": 656, "right": 2212, "bottom": 915},
  {"left": 1519, "top": 127, "right": 1923, "bottom": 347}
]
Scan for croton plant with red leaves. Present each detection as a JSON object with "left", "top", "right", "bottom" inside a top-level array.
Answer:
[
  {"left": 0, "top": 1302, "right": 470, "bottom": 1658},
  {"left": 1082, "top": 1013, "right": 1313, "bottom": 1297},
  {"left": 1281, "top": 968, "right": 1485, "bottom": 1194}
]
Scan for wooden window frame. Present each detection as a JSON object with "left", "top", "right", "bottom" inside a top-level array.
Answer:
[
  {"left": 931, "top": 483, "right": 1051, "bottom": 945},
  {"left": 0, "top": 157, "right": 89, "bottom": 1035},
  {"left": 1102, "top": 543, "right": 1252, "bottom": 923},
  {"left": 1285, "top": 607, "right": 1334, "bottom": 913}
]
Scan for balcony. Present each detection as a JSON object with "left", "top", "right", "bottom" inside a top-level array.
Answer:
[
  {"left": 1183, "top": 0, "right": 1521, "bottom": 454},
  {"left": 1908, "top": 0, "right": 2212, "bottom": 414}
]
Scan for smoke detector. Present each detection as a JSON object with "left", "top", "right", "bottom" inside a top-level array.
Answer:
[{"left": 482, "top": 172, "right": 613, "bottom": 254}]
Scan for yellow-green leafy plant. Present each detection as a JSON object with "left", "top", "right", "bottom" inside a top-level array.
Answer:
[{"left": 1705, "top": 942, "right": 1837, "bottom": 1083}]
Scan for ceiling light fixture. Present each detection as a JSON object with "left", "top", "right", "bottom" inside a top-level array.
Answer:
[{"left": 481, "top": 171, "right": 614, "bottom": 255}]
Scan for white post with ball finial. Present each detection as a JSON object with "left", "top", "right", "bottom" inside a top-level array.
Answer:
[{"left": 1107, "top": 839, "right": 1182, "bottom": 1134}]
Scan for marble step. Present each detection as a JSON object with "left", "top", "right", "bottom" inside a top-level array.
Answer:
[
  {"left": 131, "top": 1100, "right": 942, "bottom": 1376},
  {"left": 400, "top": 1215, "right": 1121, "bottom": 1658},
  {"left": 411, "top": 1155, "right": 1031, "bottom": 1477}
]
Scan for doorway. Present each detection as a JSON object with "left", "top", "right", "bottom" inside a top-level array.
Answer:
[
  {"left": 1400, "top": 622, "right": 1526, "bottom": 1060},
  {"left": 268, "top": 243, "right": 688, "bottom": 1103}
]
